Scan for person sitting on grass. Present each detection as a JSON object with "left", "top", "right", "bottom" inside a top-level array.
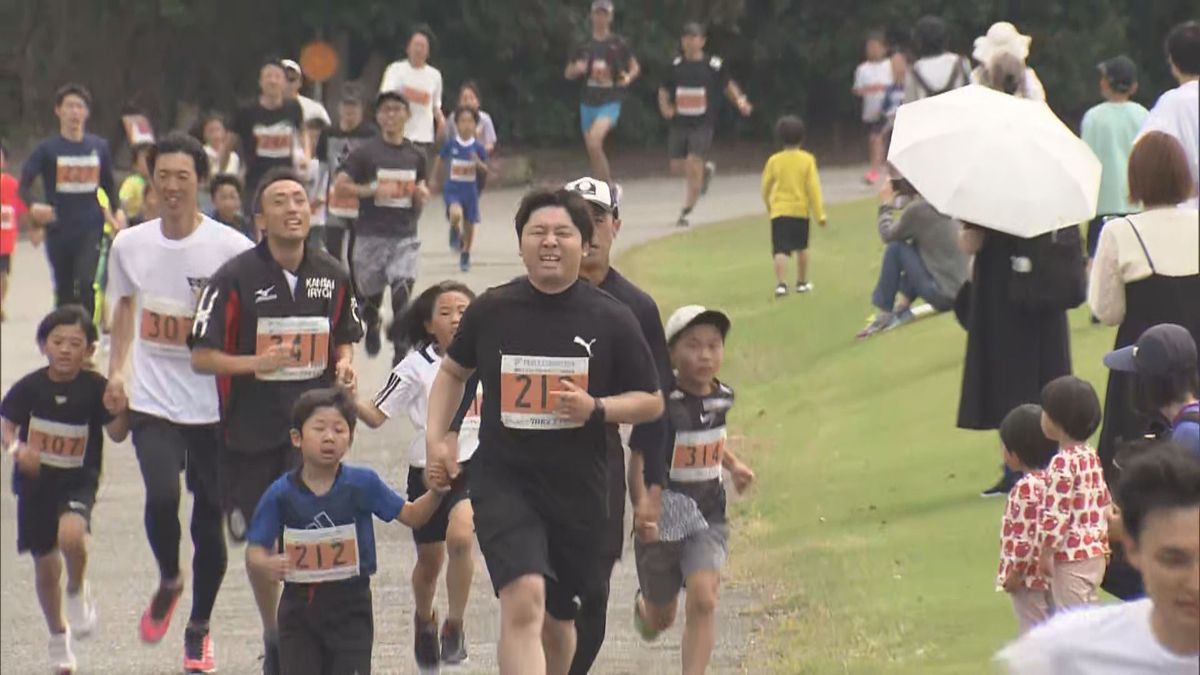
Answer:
[
  {"left": 995, "top": 441, "right": 1200, "bottom": 673},
  {"left": 761, "top": 115, "right": 826, "bottom": 298},
  {"left": 995, "top": 404, "right": 1060, "bottom": 634},
  {"left": 857, "top": 171, "right": 967, "bottom": 338}
]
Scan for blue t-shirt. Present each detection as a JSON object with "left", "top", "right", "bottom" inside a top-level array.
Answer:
[
  {"left": 18, "top": 134, "right": 119, "bottom": 233},
  {"left": 438, "top": 136, "right": 488, "bottom": 194},
  {"left": 246, "top": 464, "right": 406, "bottom": 579},
  {"left": 1170, "top": 402, "right": 1200, "bottom": 459}
]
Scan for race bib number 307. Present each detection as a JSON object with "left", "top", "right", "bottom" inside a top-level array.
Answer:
[
  {"left": 255, "top": 316, "right": 331, "bottom": 381},
  {"left": 28, "top": 416, "right": 89, "bottom": 469},
  {"left": 499, "top": 355, "right": 589, "bottom": 430},
  {"left": 283, "top": 524, "right": 360, "bottom": 583},
  {"left": 139, "top": 296, "right": 195, "bottom": 353}
]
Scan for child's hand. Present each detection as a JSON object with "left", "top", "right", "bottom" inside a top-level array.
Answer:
[
  {"left": 14, "top": 443, "right": 40, "bottom": 478},
  {"left": 261, "top": 554, "right": 290, "bottom": 582},
  {"left": 818, "top": 219, "right": 828, "bottom": 228},
  {"left": 1038, "top": 549, "right": 1054, "bottom": 578},
  {"left": 1002, "top": 573, "right": 1023, "bottom": 593},
  {"left": 730, "top": 461, "right": 755, "bottom": 494}
]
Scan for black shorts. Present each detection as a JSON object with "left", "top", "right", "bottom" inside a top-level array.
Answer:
[
  {"left": 278, "top": 577, "right": 373, "bottom": 675},
  {"left": 17, "top": 469, "right": 98, "bottom": 557},
  {"left": 471, "top": 464, "right": 603, "bottom": 621},
  {"left": 863, "top": 118, "right": 886, "bottom": 135},
  {"left": 771, "top": 216, "right": 810, "bottom": 254},
  {"left": 0, "top": 253, "right": 10, "bottom": 274},
  {"left": 667, "top": 125, "right": 714, "bottom": 160},
  {"left": 407, "top": 462, "right": 471, "bottom": 545},
  {"left": 220, "top": 443, "right": 300, "bottom": 542}
]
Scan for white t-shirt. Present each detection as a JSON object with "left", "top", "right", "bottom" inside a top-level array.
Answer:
[
  {"left": 904, "top": 52, "right": 970, "bottom": 103},
  {"left": 204, "top": 145, "right": 241, "bottom": 178},
  {"left": 995, "top": 599, "right": 1200, "bottom": 674},
  {"left": 107, "top": 216, "right": 254, "bottom": 424},
  {"left": 379, "top": 60, "right": 443, "bottom": 143},
  {"left": 1141, "top": 80, "right": 1200, "bottom": 207},
  {"left": 372, "top": 343, "right": 480, "bottom": 466},
  {"left": 853, "top": 59, "right": 894, "bottom": 122}
]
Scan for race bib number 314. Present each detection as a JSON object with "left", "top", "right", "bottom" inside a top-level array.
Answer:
[
  {"left": 670, "top": 427, "right": 726, "bottom": 482},
  {"left": 282, "top": 524, "right": 360, "bottom": 583},
  {"left": 499, "top": 355, "right": 589, "bottom": 430}
]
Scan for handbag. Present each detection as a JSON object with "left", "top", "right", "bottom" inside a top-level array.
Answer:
[{"left": 1008, "top": 225, "right": 1087, "bottom": 311}]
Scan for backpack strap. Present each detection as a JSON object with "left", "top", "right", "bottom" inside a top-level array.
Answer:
[{"left": 1122, "top": 217, "right": 1157, "bottom": 274}]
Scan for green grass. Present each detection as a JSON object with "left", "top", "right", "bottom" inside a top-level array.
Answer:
[{"left": 620, "top": 199, "right": 1117, "bottom": 674}]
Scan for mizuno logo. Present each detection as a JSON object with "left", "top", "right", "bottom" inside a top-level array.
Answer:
[{"left": 255, "top": 285, "right": 277, "bottom": 303}]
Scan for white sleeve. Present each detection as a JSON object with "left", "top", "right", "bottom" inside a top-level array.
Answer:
[
  {"left": 105, "top": 233, "right": 134, "bottom": 300},
  {"left": 379, "top": 62, "right": 400, "bottom": 94},
  {"left": 994, "top": 634, "right": 1059, "bottom": 674},
  {"left": 372, "top": 359, "right": 421, "bottom": 420},
  {"left": 852, "top": 63, "right": 866, "bottom": 90},
  {"left": 1088, "top": 223, "right": 1125, "bottom": 326}
]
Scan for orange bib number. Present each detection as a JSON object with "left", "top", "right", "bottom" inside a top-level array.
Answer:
[
  {"left": 449, "top": 158, "right": 476, "bottom": 182},
  {"left": 328, "top": 189, "right": 360, "bottom": 218},
  {"left": 55, "top": 155, "right": 100, "bottom": 194},
  {"left": 401, "top": 86, "right": 432, "bottom": 107},
  {"left": 253, "top": 124, "right": 294, "bottom": 159},
  {"left": 283, "top": 524, "right": 360, "bottom": 583},
  {"left": 499, "top": 355, "right": 589, "bottom": 430},
  {"left": 255, "top": 316, "right": 331, "bottom": 381},
  {"left": 28, "top": 417, "right": 88, "bottom": 469},
  {"left": 375, "top": 169, "right": 417, "bottom": 208},
  {"left": 139, "top": 296, "right": 195, "bottom": 352},
  {"left": 675, "top": 87, "right": 707, "bottom": 117},
  {"left": 670, "top": 427, "right": 725, "bottom": 482}
]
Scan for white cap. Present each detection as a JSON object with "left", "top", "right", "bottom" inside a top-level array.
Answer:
[
  {"left": 664, "top": 305, "right": 731, "bottom": 345},
  {"left": 564, "top": 176, "right": 616, "bottom": 211},
  {"left": 973, "top": 22, "right": 1031, "bottom": 63},
  {"left": 281, "top": 58, "right": 302, "bottom": 74}
]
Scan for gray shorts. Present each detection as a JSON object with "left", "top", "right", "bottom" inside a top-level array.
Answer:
[
  {"left": 635, "top": 523, "right": 728, "bottom": 605},
  {"left": 351, "top": 234, "right": 420, "bottom": 297},
  {"left": 668, "top": 125, "right": 714, "bottom": 160}
]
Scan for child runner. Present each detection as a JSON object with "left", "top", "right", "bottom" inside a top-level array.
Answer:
[
  {"left": 209, "top": 174, "right": 250, "bottom": 238},
  {"left": 431, "top": 106, "right": 489, "bottom": 272},
  {"left": 761, "top": 115, "right": 826, "bottom": 298},
  {"left": 119, "top": 143, "right": 154, "bottom": 224},
  {"left": 633, "top": 305, "right": 755, "bottom": 675},
  {"left": 0, "top": 306, "right": 130, "bottom": 674},
  {"left": 1081, "top": 56, "right": 1149, "bottom": 274},
  {"left": 851, "top": 31, "right": 893, "bottom": 185},
  {"left": 1038, "top": 375, "right": 1112, "bottom": 609},
  {"left": 200, "top": 113, "right": 241, "bottom": 180},
  {"left": 246, "top": 388, "right": 443, "bottom": 675},
  {"left": 995, "top": 404, "right": 1060, "bottom": 634},
  {"left": 1, "top": 140, "right": 29, "bottom": 321},
  {"left": 356, "top": 280, "right": 480, "bottom": 671}
]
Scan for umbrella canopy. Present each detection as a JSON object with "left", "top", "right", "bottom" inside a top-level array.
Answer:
[{"left": 888, "top": 84, "right": 1101, "bottom": 238}]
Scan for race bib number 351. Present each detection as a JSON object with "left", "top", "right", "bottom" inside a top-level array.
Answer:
[
  {"left": 255, "top": 316, "right": 331, "bottom": 381},
  {"left": 670, "top": 427, "right": 725, "bottom": 482},
  {"left": 499, "top": 355, "right": 589, "bottom": 430},
  {"left": 283, "top": 524, "right": 360, "bottom": 583},
  {"left": 28, "top": 416, "right": 89, "bottom": 469}
]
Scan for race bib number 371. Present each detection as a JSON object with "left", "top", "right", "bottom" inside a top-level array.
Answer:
[
  {"left": 499, "top": 355, "right": 589, "bottom": 430},
  {"left": 282, "top": 524, "right": 360, "bottom": 583}
]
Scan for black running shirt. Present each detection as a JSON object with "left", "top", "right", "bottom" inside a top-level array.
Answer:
[
  {"left": 663, "top": 380, "right": 734, "bottom": 523},
  {"left": 663, "top": 54, "right": 731, "bottom": 128}
]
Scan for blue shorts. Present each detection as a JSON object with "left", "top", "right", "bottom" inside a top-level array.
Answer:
[
  {"left": 581, "top": 102, "right": 622, "bottom": 134},
  {"left": 444, "top": 185, "right": 481, "bottom": 225}
]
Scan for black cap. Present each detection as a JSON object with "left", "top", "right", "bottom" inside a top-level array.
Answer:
[
  {"left": 682, "top": 21, "right": 705, "bottom": 37},
  {"left": 1098, "top": 55, "right": 1138, "bottom": 93},
  {"left": 1104, "top": 323, "right": 1197, "bottom": 376},
  {"left": 376, "top": 89, "right": 409, "bottom": 108}
]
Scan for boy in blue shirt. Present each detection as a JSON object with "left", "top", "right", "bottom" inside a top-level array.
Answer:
[
  {"left": 246, "top": 388, "right": 443, "bottom": 674},
  {"left": 431, "top": 106, "right": 489, "bottom": 272}
]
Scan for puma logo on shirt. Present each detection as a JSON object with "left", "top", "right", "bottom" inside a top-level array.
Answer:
[{"left": 573, "top": 336, "right": 597, "bottom": 357}]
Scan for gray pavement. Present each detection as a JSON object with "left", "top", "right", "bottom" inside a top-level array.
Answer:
[{"left": 0, "top": 164, "right": 868, "bottom": 674}]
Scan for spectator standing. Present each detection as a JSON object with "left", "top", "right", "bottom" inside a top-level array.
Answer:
[
  {"left": 904, "top": 16, "right": 970, "bottom": 103},
  {"left": 969, "top": 22, "right": 1046, "bottom": 101},
  {"left": 1140, "top": 21, "right": 1200, "bottom": 207}
]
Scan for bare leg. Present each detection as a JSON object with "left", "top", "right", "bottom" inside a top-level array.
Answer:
[
  {"left": 638, "top": 593, "right": 678, "bottom": 633},
  {"left": 773, "top": 253, "right": 789, "bottom": 285},
  {"left": 796, "top": 249, "right": 810, "bottom": 285},
  {"left": 0, "top": 270, "right": 8, "bottom": 319},
  {"left": 868, "top": 131, "right": 884, "bottom": 178},
  {"left": 584, "top": 118, "right": 615, "bottom": 185},
  {"left": 35, "top": 551, "right": 68, "bottom": 634},
  {"left": 681, "top": 570, "right": 720, "bottom": 675},
  {"left": 683, "top": 155, "right": 705, "bottom": 213},
  {"left": 413, "top": 543, "right": 446, "bottom": 622},
  {"left": 498, "top": 575, "right": 547, "bottom": 675},
  {"left": 445, "top": 501, "right": 475, "bottom": 623},
  {"left": 462, "top": 221, "right": 477, "bottom": 255},
  {"left": 57, "top": 514, "right": 88, "bottom": 595},
  {"left": 449, "top": 204, "right": 464, "bottom": 242},
  {"left": 542, "top": 616, "right": 577, "bottom": 675}
]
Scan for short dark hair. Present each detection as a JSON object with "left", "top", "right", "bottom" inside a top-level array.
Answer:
[
  {"left": 459, "top": 80, "right": 482, "bottom": 102},
  {"left": 291, "top": 388, "right": 358, "bottom": 436},
  {"left": 1041, "top": 375, "right": 1102, "bottom": 442},
  {"left": 1165, "top": 20, "right": 1200, "bottom": 76},
  {"left": 148, "top": 131, "right": 209, "bottom": 179},
  {"left": 1132, "top": 368, "right": 1200, "bottom": 418},
  {"left": 261, "top": 57, "right": 286, "bottom": 74},
  {"left": 1115, "top": 441, "right": 1200, "bottom": 543},
  {"left": 1128, "top": 131, "right": 1195, "bottom": 207},
  {"left": 513, "top": 188, "right": 595, "bottom": 244},
  {"left": 776, "top": 115, "right": 805, "bottom": 146},
  {"left": 398, "top": 280, "right": 476, "bottom": 348},
  {"left": 452, "top": 105, "right": 480, "bottom": 125},
  {"left": 409, "top": 26, "right": 435, "bottom": 48},
  {"left": 36, "top": 305, "right": 98, "bottom": 346},
  {"left": 209, "top": 173, "right": 244, "bottom": 200},
  {"left": 55, "top": 83, "right": 92, "bottom": 108},
  {"left": 1000, "top": 403, "right": 1059, "bottom": 470},
  {"left": 339, "top": 83, "right": 365, "bottom": 105},
  {"left": 377, "top": 90, "right": 410, "bottom": 109},
  {"left": 254, "top": 166, "right": 306, "bottom": 214},
  {"left": 865, "top": 30, "right": 886, "bottom": 45},
  {"left": 912, "top": 16, "right": 948, "bottom": 58}
]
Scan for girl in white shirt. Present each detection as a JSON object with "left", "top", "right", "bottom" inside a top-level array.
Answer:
[{"left": 356, "top": 280, "right": 479, "bottom": 667}]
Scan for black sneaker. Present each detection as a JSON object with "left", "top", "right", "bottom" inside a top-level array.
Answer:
[
  {"left": 701, "top": 161, "right": 716, "bottom": 195},
  {"left": 440, "top": 619, "right": 468, "bottom": 665},
  {"left": 365, "top": 320, "right": 382, "bottom": 357},
  {"left": 415, "top": 611, "right": 441, "bottom": 673},
  {"left": 676, "top": 214, "right": 690, "bottom": 228},
  {"left": 980, "top": 475, "right": 1017, "bottom": 498},
  {"left": 261, "top": 635, "right": 280, "bottom": 675}
]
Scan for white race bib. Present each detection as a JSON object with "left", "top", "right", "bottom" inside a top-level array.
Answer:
[
  {"left": 374, "top": 169, "right": 416, "bottom": 209},
  {"left": 139, "top": 295, "right": 196, "bottom": 355},
  {"left": 670, "top": 426, "right": 725, "bottom": 482},
  {"left": 253, "top": 122, "right": 295, "bottom": 159},
  {"left": 28, "top": 416, "right": 89, "bottom": 469},
  {"left": 255, "top": 316, "right": 331, "bottom": 381},
  {"left": 449, "top": 158, "right": 476, "bottom": 183},
  {"left": 499, "top": 355, "right": 589, "bottom": 430},
  {"left": 55, "top": 154, "right": 100, "bottom": 194},
  {"left": 675, "top": 87, "right": 707, "bottom": 117},
  {"left": 283, "top": 524, "right": 360, "bottom": 583}
]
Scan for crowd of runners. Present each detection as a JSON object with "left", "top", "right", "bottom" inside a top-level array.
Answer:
[{"left": 2, "top": 3, "right": 1200, "bottom": 675}]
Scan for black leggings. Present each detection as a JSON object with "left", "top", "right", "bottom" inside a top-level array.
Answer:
[
  {"left": 363, "top": 281, "right": 413, "bottom": 365},
  {"left": 568, "top": 555, "right": 618, "bottom": 675},
  {"left": 45, "top": 226, "right": 102, "bottom": 318},
  {"left": 131, "top": 413, "right": 227, "bottom": 624}
]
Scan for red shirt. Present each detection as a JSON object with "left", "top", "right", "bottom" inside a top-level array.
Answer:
[
  {"left": 997, "top": 471, "right": 1050, "bottom": 591},
  {"left": 1, "top": 173, "right": 27, "bottom": 256},
  {"left": 1038, "top": 444, "right": 1112, "bottom": 563}
]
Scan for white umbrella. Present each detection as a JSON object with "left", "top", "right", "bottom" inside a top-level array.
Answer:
[{"left": 888, "top": 84, "right": 1101, "bottom": 238}]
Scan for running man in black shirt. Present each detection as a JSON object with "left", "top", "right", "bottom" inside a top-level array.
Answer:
[
  {"left": 231, "top": 59, "right": 307, "bottom": 216},
  {"left": 564, "top": 0, "right": 640, "bottom": 184},
  {"left": 659, "top": 22, "right": 752, "bottom": 228},
  {"left": 425, "top": 188, "right": 663, "bottom": 675},
  {"left": 189, "top": 167, "right": 363, "bottom": 675},
  {"left": 564, "top": 176, "right": 672, "bottom": 674}
]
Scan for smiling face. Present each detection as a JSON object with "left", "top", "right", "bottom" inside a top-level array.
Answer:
[
  {"left": 425, "top": 290, "right": 472, "bottom": 353},
  {"left": 458, "top": 87, "right": 480, "bottom": 111},
  {"left": 376, "top": 99, "right": 410, "bottom": 137},
  {"left": 1127, "top": 505, "right": 1200, "bottom": 635},
  {"left": 519, "top": 205, "right": 585, "bottom": 290},
  {"left": 255, "top": 179, "right": 311, "bottom": 243},
  {"left": 151, "top": 151, "right": 200, "bottom": 220},
  {"left": 291, "top": 406, "right": 353, "bottom": 468},
  {"left": 40, "top": 323, "right": 93, "bottom": 379},
  {"left": 203, "top": 118, "right": 227, "bottom": 148}
]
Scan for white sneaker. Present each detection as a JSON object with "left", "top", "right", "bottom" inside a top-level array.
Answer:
[
  {"left": 65, "top": 582, "right": 97, "bottom": 638},
  {"left": 48, "top": 631, "right": 76, "bottom": 673}
]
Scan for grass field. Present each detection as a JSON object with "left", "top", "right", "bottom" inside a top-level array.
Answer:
[{"left": 620, "top": 198, "right": 1118, "bottom": 674}]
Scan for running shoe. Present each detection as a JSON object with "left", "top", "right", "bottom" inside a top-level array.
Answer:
[
  {"left": 184, "top": 625, "right": 216, "bottom": 674},
  {"left": 632, "top": 591, "right": 661, "bottom": 642},
  {"left": 364, "top": 320, "right": 382, "bottom": 357},
  {"left": 48, "top": 631, "right": 76, "bottom": 674},
  {"left": 459, "top": 251, "right": 470, "bottom": 273},
  {"left": 65, "top": 581, "right": 97, "bottom": 638},
  {"left": 980, "top": 475, "right": 1017, "bottom": 498},
  {"left": 774, "top": 283, "right": 788, "bottom": 298},
  {"left": 856, "top": 312, "right": 893, "bottom": 339},
  {"left": 796, "top": 282, "right": 814, "bottom": 293},
  {"left": 138, "top": 583, "right": 183, "bottom": 644},
  {"left": 676, "top": 214, "right": 690, "bottom": 228},
  {"left": 261, "top": 635, "right": 280, "bottom": 675},
  {"left": 701, "top": 161, "right": 716, "bottom": 196},
  {"left": 440, "top": 619, "right": 468, "bottom": 666},
  {"left": 863, "top": 168, "right": 879, "bottom": 185},
  {"left": 415, "top": 610, "right": 441, "bottom": 673}
]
